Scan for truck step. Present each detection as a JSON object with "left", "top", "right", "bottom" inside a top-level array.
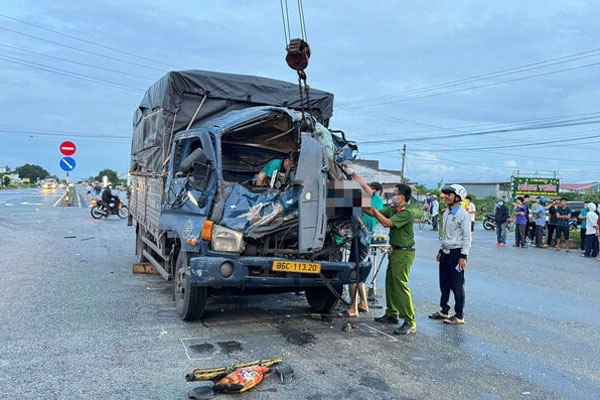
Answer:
[{"left": 142, "top": 250, "right": 171, "bottom": 281}]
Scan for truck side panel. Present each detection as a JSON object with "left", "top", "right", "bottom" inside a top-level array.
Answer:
[{"left": 130, "top": 174, "right": 163, "bottom": 240}]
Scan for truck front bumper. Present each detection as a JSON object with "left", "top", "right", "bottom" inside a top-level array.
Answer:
[{"left": 188, "top": 256, "right": 371, "bottom": 288}]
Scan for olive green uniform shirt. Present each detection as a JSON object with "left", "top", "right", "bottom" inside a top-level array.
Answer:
[{"left": 380, "top": 206, "right": 415, "bottom": 248}]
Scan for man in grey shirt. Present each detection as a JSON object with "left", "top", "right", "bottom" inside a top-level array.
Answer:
[{"left": 429, "top": 184, "right": 471, "bottom": 325}]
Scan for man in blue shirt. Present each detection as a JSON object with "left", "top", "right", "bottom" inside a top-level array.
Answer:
[
  {"left": 579, "top": 201, "right": 589, "bottom": 252},
  {"left": 532, "top": 197, "right": 547, "bottom": 247},
  {"left": 513, "top": 197, "right": 528, "bottom": 248},
  {"left": 255, "top": 156, "right": 293, "bottom": 186}
]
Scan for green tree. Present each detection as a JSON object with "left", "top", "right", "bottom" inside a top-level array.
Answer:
[
  {"left": 15, "top": 164, "right": 49, "bottom": 182},
  {"left": 95, "top": 169, "right": 119, "bottom": 184},
  {"left": 2, "top": 175, "right": 10, "bottom": 187}
]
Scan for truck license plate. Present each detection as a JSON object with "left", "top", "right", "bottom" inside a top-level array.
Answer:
[{"left": 272, "top": 260, "right": 321, "bottom": 274}]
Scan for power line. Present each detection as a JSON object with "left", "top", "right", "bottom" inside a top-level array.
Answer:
[
  {"left": 0, "top": 54, "right": 146, "bottom": 93},
  {"left": 339, "top": 60, "right": 600, "bottom": 109},
  {"left": 0, "top": 128, "right": 131, "bottom": 139},
  {"left": 0, "top": 13, "right": 182, "bottom": 69},
  {"left": 0, "top": 43, "right": 155, "bottom": 80},
  {"left": 338, "top": 46, "right": 600, "bottom": 108},
  {"left": 360, "top": 132, "right": 600, "bottom": 155},
  {"left": 357, "top": 115, "right": 600, "bottom": 145},
  {"left": 0, "top": 25, "right": 167, "bottom": 73},
  {"left": 335, "top": 110, "right": 600, "bottom": 139}
]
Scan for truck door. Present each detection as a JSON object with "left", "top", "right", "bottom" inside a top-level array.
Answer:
[{"left": 295, "top": 134, "right": 328, "bottom": 253}]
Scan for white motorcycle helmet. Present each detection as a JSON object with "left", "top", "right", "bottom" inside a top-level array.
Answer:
[{"left": 442, "top": 184, "right": 467, "bottom": 202}]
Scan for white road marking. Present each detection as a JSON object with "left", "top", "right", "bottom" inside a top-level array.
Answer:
[
  {"left": 180, "top": 338, "right": 214, "bottom": 361},
  {"left": 20, "top": 202, "right": 43, "bottom": 206},
  {"left": 53, "top": 193, "right": 66, "bottom": 207}
]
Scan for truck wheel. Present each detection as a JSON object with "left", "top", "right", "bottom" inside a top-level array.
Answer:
[
  {"left": 305, "top": 285, "right": 342, "bottom": 314},
  {"left": 174, "top": 250, "right": 207, "bottom": 321}
]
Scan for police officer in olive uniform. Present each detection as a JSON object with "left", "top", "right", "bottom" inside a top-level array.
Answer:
[{"left": 367, "top": 183, "right": 417, "bottom": 335}]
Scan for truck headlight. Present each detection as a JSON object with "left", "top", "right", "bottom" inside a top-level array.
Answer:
[{"left": 211, "top": 225, "right": 245, "bottom": 253}]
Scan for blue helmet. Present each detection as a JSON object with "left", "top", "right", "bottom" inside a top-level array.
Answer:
[{"left": 539, "top": 197, "right": 547, "bottom": 205}]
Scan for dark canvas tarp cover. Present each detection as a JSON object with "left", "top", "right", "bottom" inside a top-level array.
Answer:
[{"left": 131, "top": 70, "right": 334, "bottom": 174}]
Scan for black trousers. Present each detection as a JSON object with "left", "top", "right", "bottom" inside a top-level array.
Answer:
[
  {"left": 547, "top": 224, "right": 556, "bottom": 246},
  {"left": 535, "top": 225, "right": 545, "bottom": 247},
  {"left": 439, "top": 249, "right": 465, "bottom": 319},
  {"left": 515, "top": 224, "right": 526, "bottom": 247},
  {"left": 580, "top": 228, "right": 586, "bottom": 251},
  {"left": 585, "top": 234, "right": 598, "bottom": 257}
]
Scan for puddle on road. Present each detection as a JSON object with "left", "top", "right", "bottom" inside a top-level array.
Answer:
[
  {"left": 189, "top": 343, "right": 215, "bottom": 354},
  {"left": 278, "top": 325, "right": 317, "bottom": 346},
  {"left": 217, "top": 341, "right": 243, "bottom": 354}
]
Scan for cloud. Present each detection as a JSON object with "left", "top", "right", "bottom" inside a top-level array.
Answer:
[{"left": 503, "top": 160, "right": 518, "bottom": 167}]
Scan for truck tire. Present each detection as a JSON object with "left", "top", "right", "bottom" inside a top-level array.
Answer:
[
  {"left": 305, "top": 285, "right": 342, "bottom": 314},
  {"left": 174, "top": 250, "right": 207, "bottom": 321}
]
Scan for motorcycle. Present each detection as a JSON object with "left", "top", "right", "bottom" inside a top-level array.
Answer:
[
  {"left": 90, "top": 198, "right": 128, "bottom": 219},
  {"left": 482, "top": 214, "right": 516, "bottom": 232}
]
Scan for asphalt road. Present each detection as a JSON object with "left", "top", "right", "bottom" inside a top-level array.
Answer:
[{"left": 0, "top": 188, "right": 597, "bottom": 399}]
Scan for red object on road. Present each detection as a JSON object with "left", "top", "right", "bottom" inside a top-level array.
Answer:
[{"left": 59, "top": 141, "right": 76, "bottom": 156}]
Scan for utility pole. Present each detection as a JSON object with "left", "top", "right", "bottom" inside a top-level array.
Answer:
[{"left": 400, "top": 144, "right": 407, "bottom": 183}]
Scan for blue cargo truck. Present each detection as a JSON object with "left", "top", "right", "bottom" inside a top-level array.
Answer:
[{"left": 129, "top": 70, "right": 370, "bottom": 320}]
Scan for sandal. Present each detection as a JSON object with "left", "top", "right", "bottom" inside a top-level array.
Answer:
[
  {"left": 443, "top": 316, "right": 465, "bottom": 325},
  {"left": 358, "top": 306, "right": 369, "bottom": 313},
  {"left": 337, "top": 310, "right": 358, "bottom": 318},
  {"left": 428, "top": 311, "right": 449, "bottom": 320}
]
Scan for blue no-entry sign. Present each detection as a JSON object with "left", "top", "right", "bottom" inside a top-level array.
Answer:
[{"left": 59, "top": 156, "right": 76, "bottom": 172}]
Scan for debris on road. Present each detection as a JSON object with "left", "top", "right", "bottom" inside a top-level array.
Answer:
[
  {"left": 275, "top": 362, "right": 295, "bottom": 384},
  {"left": 186, "top": 357, "right": 283, "bottom": 382},
  {"left": 213, "top": 365, "right": 271, "bottom": 394}
]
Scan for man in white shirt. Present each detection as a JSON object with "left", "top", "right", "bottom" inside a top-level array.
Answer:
[
  {"left": 431, "top": 195, "right": 440, "bottom": 231},
  {"left": 584, "top": 203, "right": 599, "bottom": 258},
  {"left": 464, "top": 196, "right": 476, "bottom": 235}
]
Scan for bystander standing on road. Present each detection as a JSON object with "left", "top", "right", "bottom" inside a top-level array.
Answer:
[
  {"left": 583, "top": 203, "right": 598, "bottom": 258},
  {"left": 369, "top": 184, "right": 417, "bottom": 335},
  {"left": 464, "top": 196, "right": 476, "bottom": 235},
  {"left": 494, "top": 199, "right": 509, "bottom": 247},
  {"left": 546, "top": 198, "right": 560, "bottom": 248},
  {"left": 578, "top": 201, "right": 589, "bottom": 253},
  {"left": 555, "top": 198, "right": 572, "bottom": 252},
  {"left": 431, "top": 195, "right": 440, "bottom": 231},
  {"left": 523, "top": 195, "right": 533, "bottom": 244},
  {"left": 429, "top": 184, "right": 471, "bottom": 325},
  {"left": 513, "top": 197, "right": 528, "bottom": 248},
  {"left": 532, "top": 197, "right": 547, "bottom": 248}
]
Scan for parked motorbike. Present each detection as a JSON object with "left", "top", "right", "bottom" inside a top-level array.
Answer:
[
  {"left": 482, "top": 214, "right": 516, "bottom": 232},
  {"left": 90, "top": 198, "right": 128, "bottom": 219}
]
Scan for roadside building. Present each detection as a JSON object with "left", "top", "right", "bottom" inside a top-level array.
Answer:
[
  {"left": 353, "top": 159, "right": 420, "bottom": 203},
  {"left": 449, "top": 181, "right": 511, "bottom": 200},
  {"left": 559, "top": 182, "right": 600, "bottom": 195}
]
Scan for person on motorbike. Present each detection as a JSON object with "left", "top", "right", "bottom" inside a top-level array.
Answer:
[{"left": 101, "top": 184, "right": 120, "bottom": 213}]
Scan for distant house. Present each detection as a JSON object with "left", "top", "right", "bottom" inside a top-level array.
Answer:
[
  {"left": 353, "top": 159, "right": 419, "bottom": 203},
  {"left": 450, "top": 182, "right": 511, "bottom": 200},
  {"left": 559, "top": 182, "right": 600, "bottom": 195}
]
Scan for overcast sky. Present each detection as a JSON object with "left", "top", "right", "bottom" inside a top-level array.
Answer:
[{"left": 1, "top": 0, "right": 599, "bottom": 186}]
